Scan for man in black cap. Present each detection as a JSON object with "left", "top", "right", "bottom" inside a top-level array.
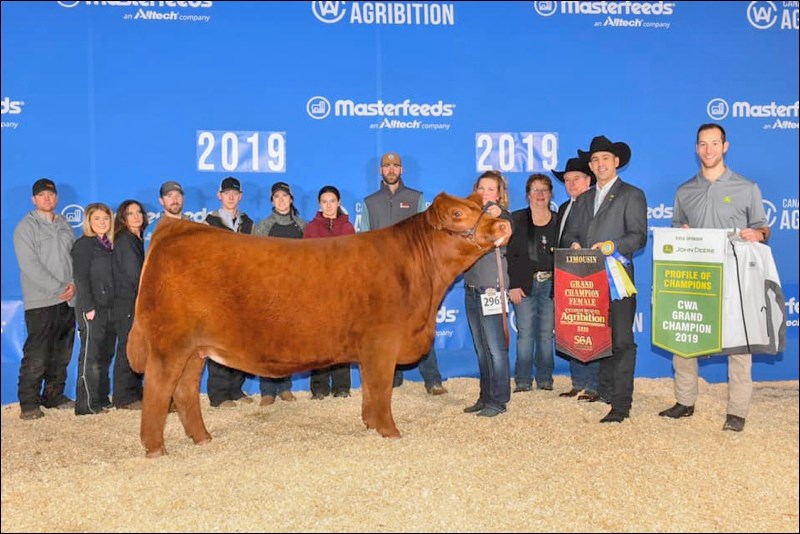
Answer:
[
  {"left": 362, "top": 152, "right": 448, "bottom": 395},
  {"left": 562, "top": 136, "right": 648, "bottom": 423},
  {"left": 553, "top": 157, "right": 603, "bottom": 402},
  {"left": 13, "top": 178, "right": 77, "bottom": 419},
  {"left": 204, "top": 176, "right": 255, "bottom": 407}
]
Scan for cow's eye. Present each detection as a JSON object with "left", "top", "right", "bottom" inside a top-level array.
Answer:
[{"left": 453, "top": 210, "right": 462, "bottom": 219}]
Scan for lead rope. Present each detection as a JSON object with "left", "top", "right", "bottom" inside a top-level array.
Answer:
[{"left": 495, "top": 247, "right": 509, "bottom": 350}]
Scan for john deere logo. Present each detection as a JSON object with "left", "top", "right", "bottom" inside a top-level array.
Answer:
[{"left": 663, "top": 244, "right": 674, "bottom": 254}]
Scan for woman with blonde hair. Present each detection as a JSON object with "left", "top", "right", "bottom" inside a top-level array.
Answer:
[
  {"left": 462, "top": 171, "right": 513, "bottom": 417},
  {"left": 71, "top": 202, "right": 116, "bottom": 415}
]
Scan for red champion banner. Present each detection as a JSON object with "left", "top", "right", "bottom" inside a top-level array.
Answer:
[{"left": 554, "top": 249, "right": 612, "bottom": 363}]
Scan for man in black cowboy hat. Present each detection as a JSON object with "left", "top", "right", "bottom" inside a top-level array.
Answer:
[
  {"left": 553, "top": 157, "right": 602, "bottom": 402},
  {"left": 562, "top": 135, "right": 648, "bottom": 423}
]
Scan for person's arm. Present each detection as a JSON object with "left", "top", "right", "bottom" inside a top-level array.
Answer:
[
  {"left": 614, "top": 187, "right": 648, "bottom": 256},
  {"left": 741, "top": 183, "right": 770, "bottom": 243},
  {"left": 71, "top": 238, "right": 96, "bottom": 316},
  {"left": 13, "top": 220, "right": 67, "bottom": 298},
  {"left": 360, "top": 202, "right": 371, "bottom": 232}
]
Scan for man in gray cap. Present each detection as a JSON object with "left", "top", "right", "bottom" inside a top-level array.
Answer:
[
  {"left": 13, "top": 178, "right": 77, "bottom": 419},
  {"left": 145, "top": 180, "right": 189, "bottom": 249}
]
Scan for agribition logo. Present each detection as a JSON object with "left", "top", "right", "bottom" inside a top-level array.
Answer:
[
  {"left": 312, "top": 1, "right": 455, "bottom": 25},
  {"left": 746, "top": 1, "right": 798, "bottom": 30}
]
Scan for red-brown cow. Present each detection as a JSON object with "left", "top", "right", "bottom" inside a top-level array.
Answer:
[{"left": 128, "top": 192, "right": 511, "bottom": 457}]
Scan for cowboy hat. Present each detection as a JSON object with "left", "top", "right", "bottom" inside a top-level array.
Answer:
[
  {"left": 578, "top": 135, "right": 631, "bottom": 169},
  {"left": 552, "top": 157, "right": 596, "bottom": 185}
]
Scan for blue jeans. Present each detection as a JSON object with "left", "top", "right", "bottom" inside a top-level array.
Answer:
[
  {"left": 260, "top": 376, "right": 292, "bottom": 396},
  {"left": 512, "top": 279, "right": 554, "bottom": 389},
  {"left": 569, "top": 358, "right": 600, "bottom": 393},
  {"left": 393, "top": 346, "right": 443, "bottom": 389},
  {"left": 465, "top": 286, "right": 510, "bottom": 409}
]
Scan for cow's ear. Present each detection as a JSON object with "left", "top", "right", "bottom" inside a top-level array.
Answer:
[
  {"left": 425, "top": 194, "right": 447, "bottom": 230},
  {"left": 467, "top": 191, "right": 482, "bottom": 207}
]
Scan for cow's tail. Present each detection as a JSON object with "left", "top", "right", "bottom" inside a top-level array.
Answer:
[{"left": 127, "top": 319, "right": 149, "bottom": 373}]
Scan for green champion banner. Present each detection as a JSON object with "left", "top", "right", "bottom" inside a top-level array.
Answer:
[{"left": 652, "top": 228, "right": 728, "bottom": 358}]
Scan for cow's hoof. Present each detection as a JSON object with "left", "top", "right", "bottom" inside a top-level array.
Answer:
[
  {"left": 145, "top": 446, "right": 167, "bottom": 459},
  {"left": 195, "top": 436, "right": 212, "bottom": 446},
  {"left": 378, "top": 429, "right": 401, "bottom": 438}
]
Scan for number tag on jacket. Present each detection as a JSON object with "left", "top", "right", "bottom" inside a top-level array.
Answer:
[{"left": 481, "top": 288, "right": 508, "bottom": 316}]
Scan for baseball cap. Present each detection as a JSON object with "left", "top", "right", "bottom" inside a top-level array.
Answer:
[
  {"left": 32, "top": 178, "right": 57, "bottom": 196},
  {"left": 219, "top": 176, "right": 242, "bottom": 193},
  {"left": 380, "top": 152, "right": 402, "bottom": 166},
  {"left": 271, "top": 181, "right": 293, "bottom": 198},
  {"left": 159, "top": 181, "right": 184, "bottom": 197}
]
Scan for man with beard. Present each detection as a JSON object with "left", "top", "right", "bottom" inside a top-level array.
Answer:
[
  {"left": 361, "top": 152, "right": 447, "bottom": 395},
  {"left": 145, "top": 181, "right": 191, "bottom": 249}
]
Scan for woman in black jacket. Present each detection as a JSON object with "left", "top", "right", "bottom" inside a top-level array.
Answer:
[
  {"left": 111, "top": 199, "right": 147, "bottom": 409},
  {"left": 71, "top": 202, "right": 116, "bottom": 415}
]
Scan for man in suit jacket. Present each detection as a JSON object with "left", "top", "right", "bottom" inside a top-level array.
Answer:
[
  {"left": 553, "top": 157, "right": 603, "bottom": 402},
  {"left": 562, "top": 136, "right": 648, "bottom": 423}
]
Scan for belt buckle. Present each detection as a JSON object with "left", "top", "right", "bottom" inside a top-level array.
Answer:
[{"left": 535, "top": 271, "right": 552, "bottom": 282}]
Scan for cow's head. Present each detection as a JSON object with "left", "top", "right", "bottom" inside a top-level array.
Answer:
[{"left": 425, "top": 192, "right": 512, "bottom": 251}]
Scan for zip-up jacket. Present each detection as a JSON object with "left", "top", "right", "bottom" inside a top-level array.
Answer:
[
  {"left": 13, "top": 210, "right": 75, "bottom": 310},
  {"left": 71, "top": 235, "right": 115, "bottom": 314}
]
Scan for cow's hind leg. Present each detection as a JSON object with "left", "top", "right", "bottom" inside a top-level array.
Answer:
[
  {"left": 141, "top": 350, "right": 186, "bottom": 458},
  {"left": 359, "top": 361, "right": 400, "bottom": 438},
  {"left": 173, "top": 352, "right": 211, "bottom": 446}
]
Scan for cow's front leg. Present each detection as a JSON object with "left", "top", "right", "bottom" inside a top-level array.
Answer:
[
  {"left": 359, "top": 360, "right": 400, "bottom": 438},
  {"left": 174, "top": 352, "right": 211, "bottom": 446}
]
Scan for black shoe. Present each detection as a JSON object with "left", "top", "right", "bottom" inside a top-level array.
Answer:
[
  {"left": 20, "top": 406, "right": 44, "bottom": 420},
  {"left": 42, "top": 395, "right": 75, "bottom": 409},
  {"left": 311, "top": 393, "right": 326, "bottom": 400},
  {"left": 333, "top": 391, "right": 350, "bottom": 398},
  {"left": 723, "top": 414, "right": 745, "bottom": 432},
  {"left": 658, "top": 403, "right": 694, "bottom": 419},
  {"left": 476, "top": 405, "right": 506, "bottom": 417},
  {"left": 513, "top": 385, "right": 532, "bottom": 393},
  {"left": 578, "top": 391, "right": 600, "bottom": 402},
  {"left": 427, "top": 383, "right": 447, "bottom": 395},
  {"left": 559, "top": 388, "right": 581, "bottom": 398},
  {"left": 463, "top": 402, "right": 485, "bottom": 414},
  {"left": 538, "top": 384, "right": 553, "bottom": 391},
  {"left": 599, "top": 409, "right": 628, "bottom": 423}
]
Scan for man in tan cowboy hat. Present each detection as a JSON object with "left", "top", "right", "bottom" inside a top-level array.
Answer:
[{"left": 562, "top": 135, "right": 648, "bottom": 423}]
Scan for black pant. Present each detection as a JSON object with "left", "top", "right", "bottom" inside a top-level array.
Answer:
[
  {"left": 113, "top": 306, "right": 143, "bottom": 407},
  {"left": 75, "top": 307, "right": 116, "bottom": 415},
  {"left": 206, "top": 360, "right": 247, "bottom": 406},
  {"left": 18, "top": 302, "right": 76, "bottom": 410},
  {"left": 598, "top": 295, "right": 638, "bottom": 415},
  {"left": 311, "top": 364, "right": 351, "bottom": 396}
]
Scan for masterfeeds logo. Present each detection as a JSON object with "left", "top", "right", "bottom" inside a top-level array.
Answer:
[
  {"left": 647, "top": 203, "right": 673, "bottom": 220},
  {"left": 534, "top": 1, "right": 676, "bottom": 29},
  {"left": 706, "top": 97, "right": 799, "bottom": 129},
  {"left": 786, "top": 296, "right": 799, "bottom": 328},
  {"left": 61, "top": 204, "right": 85, "bottom": 228},
  {"left": 1, "top": 96, "right": 24, "bottom": 130},
  {"left": 306, "top": 96, "right": 456, "bottom": 131},
  {"left": 312, "top": 1, "right": 455, "bottom": 25},
  {"left": 57, "top": 1, "right": 214, "bottom": 23},
  {"left": 746, "top": 1, "right": 799, "bottom": 30}
]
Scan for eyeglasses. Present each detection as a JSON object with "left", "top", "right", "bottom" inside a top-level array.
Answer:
[{"left": 530, "top": 189, "right": 551, "bottom": 195}]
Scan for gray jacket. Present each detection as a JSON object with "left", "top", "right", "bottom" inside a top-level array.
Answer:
[
  {"left": 13, "top": 210, "right": 75, "bottom": 310},
  {"left": 362, "top": 180, "right": 426, "bottom": 231}
]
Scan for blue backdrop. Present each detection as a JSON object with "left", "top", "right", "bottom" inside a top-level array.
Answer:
[{"left": 2, "top": 1, "right": 798, "bottom": 404}]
